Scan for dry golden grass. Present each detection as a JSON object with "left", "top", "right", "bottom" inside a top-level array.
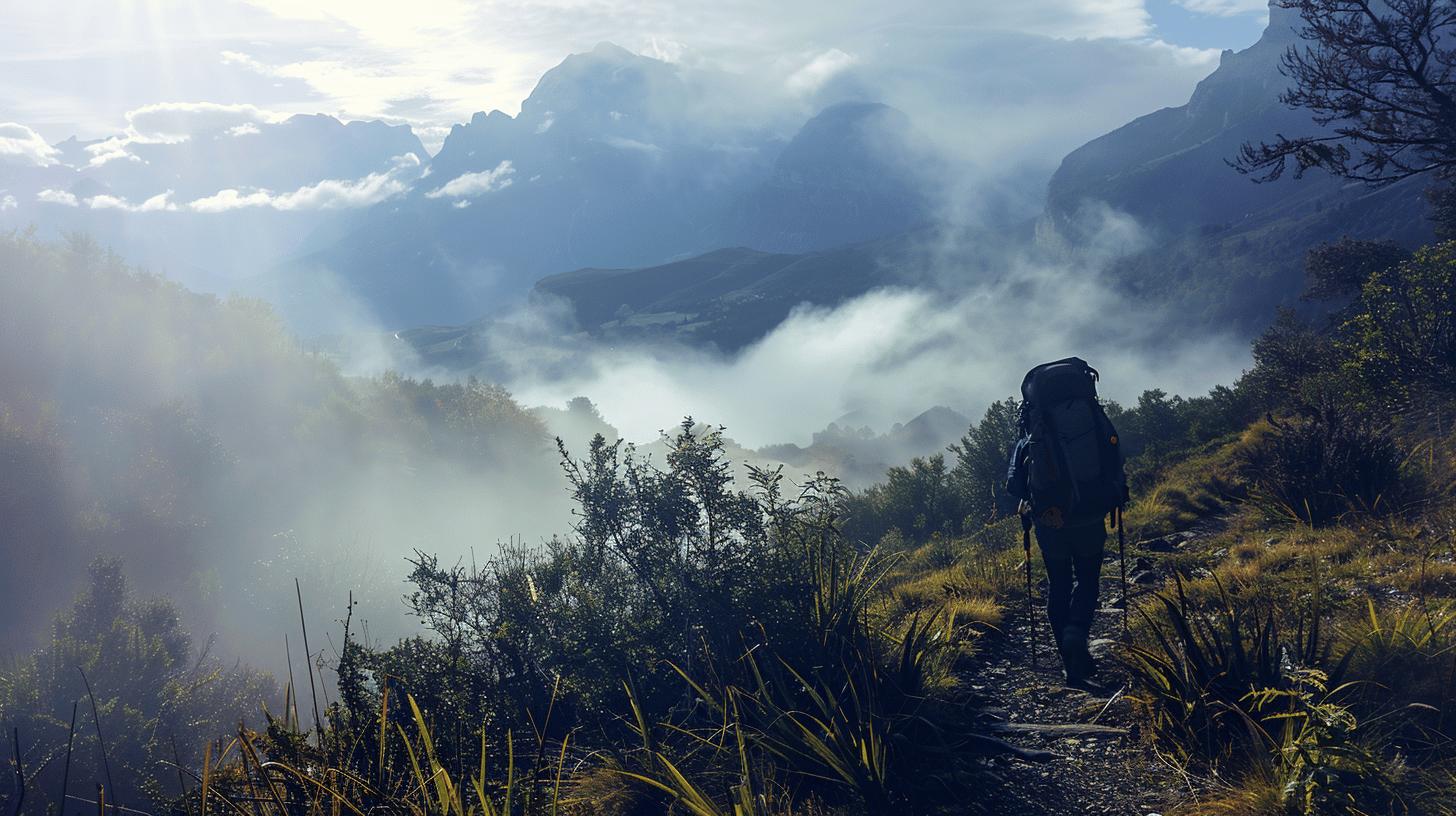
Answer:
[
  {"left": 1174, "top": 777, "right": 1283, "bottom": 816},
  {"left": 889, "top": 566, "right": 1004, "bottom": 630},
  {"left": 1125, "top": 428, "right": 1255, "bottom": 540}
]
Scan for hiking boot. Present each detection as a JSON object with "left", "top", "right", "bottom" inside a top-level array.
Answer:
[{"left": 1059, "top": 627, "right": 1095, "bottom": 684}]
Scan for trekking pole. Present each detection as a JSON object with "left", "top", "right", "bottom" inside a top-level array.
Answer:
[
  {"left": 1022, "top": 510, "right": 1037, "bottom": 670},
  {"left": 1117, "top": 506, "right": 1129, "bottom": 635}
]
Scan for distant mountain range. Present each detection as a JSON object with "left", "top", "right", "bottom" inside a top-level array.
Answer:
[
  {"left": 4, "top": 4, "right": 1440, "bottom": 352},
  {"left": 1, "top": 44, "right": 934, "bottom": 328},
  {"left": 286, "top": 44, "right": 935, "bottom": 327},
  {"left": 438, "top": 1, "right": 1434, "bottom": 357}
]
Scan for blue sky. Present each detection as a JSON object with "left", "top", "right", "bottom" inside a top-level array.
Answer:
[{"left": 1148, "top": 0, "right": 1268, "bottom": 49}]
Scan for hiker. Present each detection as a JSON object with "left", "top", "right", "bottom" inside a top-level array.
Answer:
[{"left": 1005, "top": 357, "right": 1128, "bottom": 688}]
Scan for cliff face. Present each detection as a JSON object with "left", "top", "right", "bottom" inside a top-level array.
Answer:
[
  {"left": 1043, "top": 2, "right": 1330, "bottom": 236},
  {"left": 1040, "top": 1, "right": 1433, "bottom": 331}
]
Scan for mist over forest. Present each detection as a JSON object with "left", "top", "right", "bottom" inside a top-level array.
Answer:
[{"left": 5, "top": 1, "right": 1456, "bottom": 814}]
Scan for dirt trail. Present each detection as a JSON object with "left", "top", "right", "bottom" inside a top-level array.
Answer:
[{"left": 969, "top": 549, "right": 1187, "bottom": 816}]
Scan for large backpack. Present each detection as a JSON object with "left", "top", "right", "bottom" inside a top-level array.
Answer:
[{"left": 1007, "top": 357, "right": 1127, "bottom": 528}]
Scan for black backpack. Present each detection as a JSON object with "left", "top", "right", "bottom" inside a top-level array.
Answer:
[{"left": 1006, "top": 357, "right": 1127, "bottom": 528}]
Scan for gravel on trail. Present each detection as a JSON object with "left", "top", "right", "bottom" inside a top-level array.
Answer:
[{"left": 965, "top": 550, "right": 1189, "bottom": 816}]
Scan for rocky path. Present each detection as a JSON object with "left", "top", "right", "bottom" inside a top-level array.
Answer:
[{"left": 968, "top": 532, "right": 1206, "bottom": 815}]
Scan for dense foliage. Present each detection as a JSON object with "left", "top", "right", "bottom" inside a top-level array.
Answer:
[{"left": 0, "top": 558, "right": 274, "bottom": 811}]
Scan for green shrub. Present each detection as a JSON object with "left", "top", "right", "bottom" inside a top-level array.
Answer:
[
  {"left": 1245, "top": 669, "right": 1405, "bottom": 816},
  {"left": 1342, "top": 241, "right": 1456, "bottom": 403},
  {"left": 1122, "top": 577, "right": 1334, "bottom": 773},
  {"left": 0, "top": 558, "right": 275, "bottom": 813},
  {"left": 1237, "top": 411, "right": 1406, "bottom": 526}
]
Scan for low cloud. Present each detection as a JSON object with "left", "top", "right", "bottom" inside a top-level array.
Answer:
[
  {"left": 83, "top": 139, "right": 144, "bottom": 167},
  {"left": 188, "top": 153, "right": 422, "bottom": 212},
  {"left": 0, "top": 123, "right": 59, "bottom": 167},
  {"left": 493, "top": 210, "right": 1249, "bottom": 448},
  {"left": 424, "top": 160, "right": 515, "bottom": 198},
  {"left": 125, "top": 101, "right": 287, "bottom": 143},
  {"left": 82, "top": 102, "right": 288, "bottom": 166},
  {"left": 412, "top": 124, "right": 453, "bottom": 154},
  {"left": 601, "top": 136, "right": 663, "bottom": 155},
  {"left": 88, "top": 191, "right": 179, "bottom": 213},
  {"left": 786, "top": 49, "right": 856, "bottom": 95},
  {"left": 36, "top": 189, "right": 78, "bottom": 206},
  {"left": 0, "top": 194, "right": 17, "bottom": 211}
]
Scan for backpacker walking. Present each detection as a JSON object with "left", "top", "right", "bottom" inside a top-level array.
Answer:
[{"left": 1005, "top": 357, "right": 1129, "bottom": 688}]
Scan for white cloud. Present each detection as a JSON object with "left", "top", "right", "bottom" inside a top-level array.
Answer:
[
  {"left": 535, "top": 113, "right": 555, "bottom": 134},
  {"left": 0, "top": 123, "right": 59, "bottom": 167},
  {"left": 212, "top": 0, "right": 1159, "bottom": 138},
  {"left": 77, "top": 102, "right": 289, "bottom": 167},
  {"left": 453, "top": 199, "right": 471, "bottom": 209},
  {"left": 413, "top": 125, "right": 453, "bottom": 154},
  {"left": 83, "top": 138, "right": 143, "bottom": 167},
  {"left": 237, "top": 1, "right": 475, "bottom": 50},
  {"left": 1142, "top": 38, "right": 1224, "bottom": 66},
  {"left": 425, "top": 160, "right": 515, "bottom": 198},
  {"left": 87, "top": 191, "right": 178, "bottom": 212},
  {"left": 220, "top": 50, "right": 271, "bottom": 73},
  {"left": 601, "top": 136, "right": 663, "bottom": 155},
  {"left": 136, "top": 191, "right": 179, "bottom": 212},
  {"left": 188, "top": 189, "right": 275, "bottom": 213},
  {"left": 188, "top": 154, "right": 422, "bottom": 212},
  {"left": 0, "top": 194, "right": 17, "bottom": 211},
  {"left": 785, "top": 49, "right": 855, "bottom": 95},
  {"left": 124, "top": 101, "right": 287, "bottom": 143},
  {"left": 508, "top": 214, "right": 1247, "bottom": 447},
  {"left": 641, "top": 37, "right": 686, "bottom": 63},
  {"left": 189, "top": 174, "right": 402, "bottom": 212},
  {"left": 36, "top": 189, "right": 78, "bottom": 206}
]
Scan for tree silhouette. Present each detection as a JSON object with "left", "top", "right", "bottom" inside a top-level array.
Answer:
[{"left": 1236, "top": 0, "right": 1456, "bottom": 192}]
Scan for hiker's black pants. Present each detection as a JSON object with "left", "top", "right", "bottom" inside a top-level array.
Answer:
[{"left": 1035, "top": 521, "right": 1105, "bottom": 651}]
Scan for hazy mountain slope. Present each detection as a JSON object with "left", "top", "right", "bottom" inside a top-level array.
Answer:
[
  {"left": 723, "top": 102, "right": 933, "bottom": 253},
  {"left": 531, "top": 240, "right": 913, "bottom": 351},
  {"left": 388, "top": 223, "right": 998, "bottom": 367},
  {"left": 1041, "top": 1, "right": 1433, "bottom": 329},
  {"left": 760, "top": 405, "right": 973, "bottom": 489}
]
